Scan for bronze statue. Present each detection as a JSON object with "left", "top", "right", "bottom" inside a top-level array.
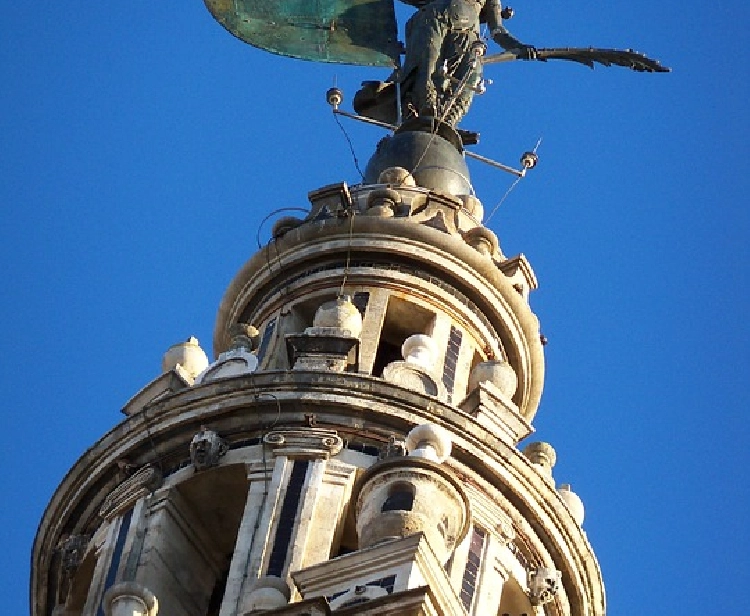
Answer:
[
  {"left": 203, "top": 0, "right": 669, "bottom": 131},
  {"left": 356, "top": 0, "right": 536, "bottom": 127}
]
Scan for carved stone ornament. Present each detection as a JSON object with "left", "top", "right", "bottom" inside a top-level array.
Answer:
[
  {"left": 528, "top": 567, "right": 561, "bottom": 606},
  {"left": 194, "top": 347, "right": 259, "bottom": 384},
  {"left": 190, "top": 427, "right": 229, "bottom": 471},
  {"left": 382, "top": 361, "right": 445, "bottom": 399},
  {"left": 263, "top": 428, "right": 343, "bottom": 459},
  {"left": 102, "top": 582, "right": 158, "bottom": 616},
  {"left": 100, "top": 464, "right": 163, "bottom": 521},
  {"left": 495, "top": 512, "right": 516, "bottom": 545},
  {"left": 59, "top": 535, "right": 89, "bottom": 573}
]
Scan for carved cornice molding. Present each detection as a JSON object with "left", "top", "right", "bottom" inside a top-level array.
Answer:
[{"left": 263, "top": 428, "right": 343, "bottom": 459}]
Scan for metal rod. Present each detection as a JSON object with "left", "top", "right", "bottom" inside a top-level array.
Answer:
[
  {"left": 464, "top": 150, "right": 525, "bottom": 177},
  {"left": 333, "top": 108, "right": 395, "bottom": 131},
  {"left": 332, "top": 109, "right": 526, "bottom": 177}
]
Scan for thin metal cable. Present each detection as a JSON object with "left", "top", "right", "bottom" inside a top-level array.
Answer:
[
  {"left": 333, "top": 111, "right": 365, "bottom": 181},
  {"left": 484, "top": 138, "right": 542, "bottom": 222},
  {"left": 485, "top": 174, "right": 524, "bottom": 224},
  {"left": 255, "top": 207, "right": 309, "bottom": 250}
]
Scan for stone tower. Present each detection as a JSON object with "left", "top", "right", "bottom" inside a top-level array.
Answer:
[{"left": 32, "top": 16, "right": 605, "bottom": 616}]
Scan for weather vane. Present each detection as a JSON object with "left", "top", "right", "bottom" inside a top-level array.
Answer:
[{"left": 204, "top": 0, "right": 669, "bottom": 185}]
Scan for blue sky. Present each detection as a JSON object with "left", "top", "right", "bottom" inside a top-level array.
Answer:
[{"left": 2, "top": 1, "right": 748, "bottom": 613}]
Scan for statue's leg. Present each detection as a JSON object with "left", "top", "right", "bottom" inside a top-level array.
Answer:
[
  {"left": 441, "top": 31, "right": 482, "bottom": 126},
  {"left": 403, "top": 7, "right": 449, "bottom": 115}
]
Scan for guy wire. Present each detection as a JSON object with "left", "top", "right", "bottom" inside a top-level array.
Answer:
[
  {"left": 333, "top": 111, "right": 365, "bottom": 181},
  {"left": 485, "top": 174, "right": 523, "bottom": 224}
]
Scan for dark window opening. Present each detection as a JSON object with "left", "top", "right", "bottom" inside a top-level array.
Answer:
[
  {"left": 442, "top": 325, "right": 463, "bottom": 401},
  {"left": 352, "top": 292, "right": 370, "bottom": 317},
  {"left": 256, "top": 317, "right": 277, "bottom": 365},
  {"left": 381, "top": 485, "right": 415, "bottom": 512},
  {"left": 372, "top": 340, "right": 402, "bottom": 377}
]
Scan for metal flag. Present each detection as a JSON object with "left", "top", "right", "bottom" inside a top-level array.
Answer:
[{"left": 204, "top": 0, "right": 401, "bottom": 67}]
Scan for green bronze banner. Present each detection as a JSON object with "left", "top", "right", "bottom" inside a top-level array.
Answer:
[{"left": 205, "top": 0, "right": 400, "bottom": 66}]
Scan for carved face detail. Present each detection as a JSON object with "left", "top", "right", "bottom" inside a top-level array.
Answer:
[{"left": 189, "top": 429, "right": 227, "bottom": 471}]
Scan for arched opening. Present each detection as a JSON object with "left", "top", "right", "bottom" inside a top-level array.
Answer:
[
  {"left": 136, "top": 464, "right": 248, "bottom": 616},
  {"left": 381, "top": 482, "right": 415, "bottom": 512},
  {"left": 372, "top": 296, "right": 435, "bottom": 376}
]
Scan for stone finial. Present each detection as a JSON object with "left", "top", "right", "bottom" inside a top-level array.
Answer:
[
  {"left": 557, "top": 484, "right": 585, "bottom": 526},
  {"left": 312, "top": 296, "right": 363, "bottom": 339},
  {"left": 241, "top": 576, "right": 290, "bottom": 615},
  {"left": 162, "top": 337, "right": 209, "bottom": 380},
  {"left": 378, "top": 166, "right": 416, "bottom": 187},
  {"left": 102, "top": 582, "right": 158, "bottom": 616},
  {"left": 190, "top": 427, "right": 228, "bottom": 471},
  {"left": 523, "top": 441, "right": 556, "bottom": 486},
  {"left": 405, "top": 423, "right": 452, "bottom": 463},
  {"left": 528, "top": 567, "right": 561, "bottom": 606},
  {"left": 401, "top": 334, "right": 438, "bottom": 372},
  {"left": 229, "top": 323, "right": 260, "bottom": 351},
  {"left": 468, "top": 360, "right": 518, "bottom": 398}
]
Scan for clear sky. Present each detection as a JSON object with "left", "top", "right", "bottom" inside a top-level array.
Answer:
[{"left": 2, "top": 1, "right": 748, "bottom": 614}]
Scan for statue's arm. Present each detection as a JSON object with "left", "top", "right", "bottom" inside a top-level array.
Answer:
[{"left": 484, "top": 0, "right": 535, "bottom": 56}]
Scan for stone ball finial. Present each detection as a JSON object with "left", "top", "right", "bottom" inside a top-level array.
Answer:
[
  {"left": 312, "top": 296, "right": 363, "bottom": 338},
  {"left": 523, "top": 441, "right": 557, "bottom": 468},
  {"left": 241, "top": 576, "right": 290, "bottom": 615},
  {"left": 523, "top": 441, "right": 557, "bottom": 485},
  {"left": 378, "top": 166, "right": 416, "bottom": 187},
  {"left": 557, "top": 484, "right": 585, "bottom": 526},
  {"left": 162, "top": 337, "right": 209, "bottom": 380},
  {"left": 468, "top": 360, "right": 518, "bottom": 398},
  {"left": 401, "top": 334, "right": 438, "bottom": 372},
  {"left": 102, "top": 582, "right": 158, "bottom": 616},
  {"left": 405, "top": 423, "right": 452, "bottom": 463}
]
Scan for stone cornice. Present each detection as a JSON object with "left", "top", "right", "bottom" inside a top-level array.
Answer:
[{"left": 32, "top": 370, "right": 602, "bottom": 616}]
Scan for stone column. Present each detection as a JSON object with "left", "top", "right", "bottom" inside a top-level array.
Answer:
[{"left": 219, "top": 459, "right": 286, "bottom": 616}]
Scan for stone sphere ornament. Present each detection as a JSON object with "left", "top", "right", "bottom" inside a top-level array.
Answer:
[
  {"left": 405, "top": 423, "right": 452, "bottom": 463},
  {"left": 312, "top": 295, "right": 363, "bottom": 338},
  {"left": 401, "top": 334, "right": 438, "bottom": 372},
  {"left": 468, "top": 359, "right": 518, "bottom": 397},
  {"left": 557, "top": 483, "right": 585, "bottom": 526}
]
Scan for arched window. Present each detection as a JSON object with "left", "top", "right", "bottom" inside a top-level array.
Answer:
[{"left": 381, "top": 483, "right": 415, "bottom": 512}]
